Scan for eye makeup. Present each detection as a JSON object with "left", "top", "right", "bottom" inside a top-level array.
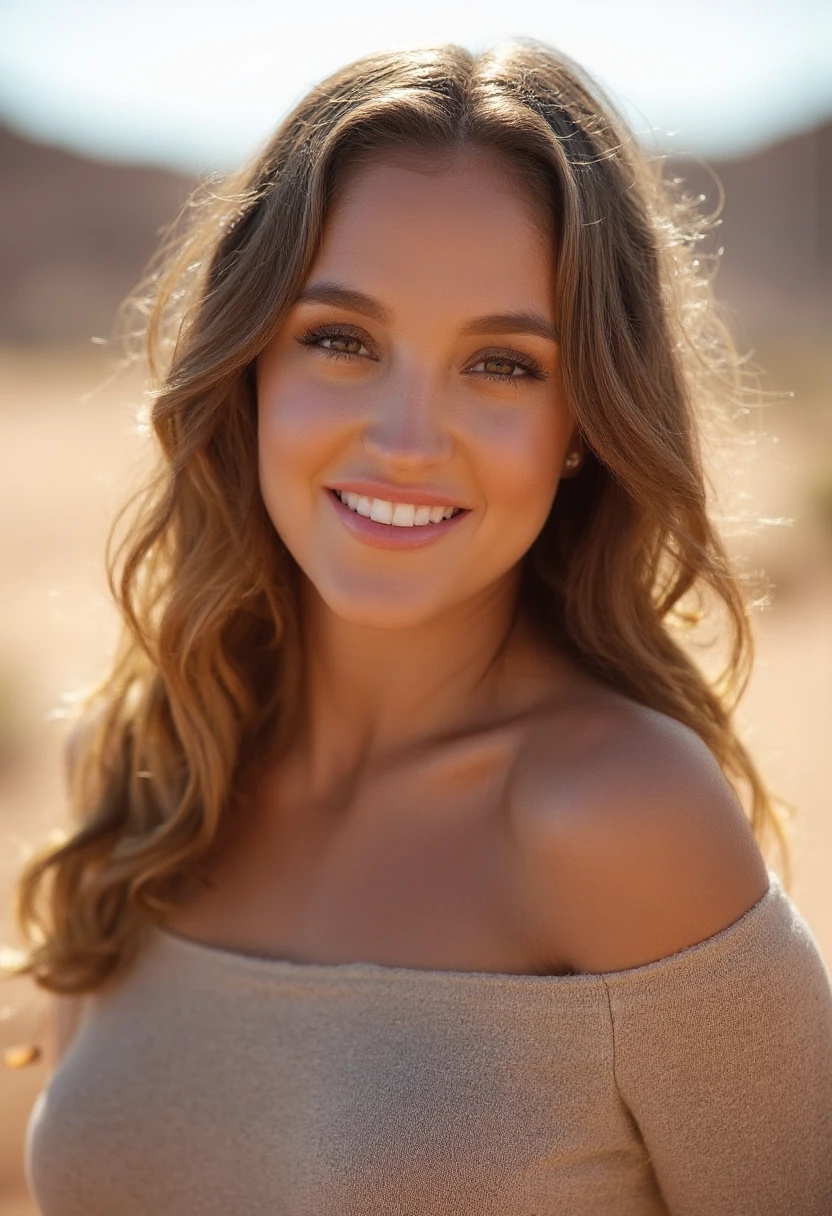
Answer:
[{"left": 294, "top": 322, "right": 549, "bottom": 385}]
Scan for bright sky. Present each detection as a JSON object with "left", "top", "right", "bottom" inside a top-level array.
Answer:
[{"left": 0, "top": 0, "right": 830, "bottom": 172}]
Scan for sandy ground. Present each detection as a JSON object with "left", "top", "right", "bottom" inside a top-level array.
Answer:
[{"left": 0, "top": 346, "right": 830, "bottom": 1213}]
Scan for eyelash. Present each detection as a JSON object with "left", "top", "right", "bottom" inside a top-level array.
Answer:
[{"left": 294, "top": 323, "right": 548, "bottom": 385}]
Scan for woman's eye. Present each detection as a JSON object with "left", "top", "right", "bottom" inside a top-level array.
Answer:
[
  {"left": 469, "top": 354, "right": 546, "bottom": 383},
  {"left": 319, "top": 335, "right": 368, "bottom": 357},
  {"left": 471, "top": 356, "right": 524, "bottom": 379},
  {"left": 295, "top": 326, "right": 372, "bottom": 361},
  {"left": 295, "top": 327, "right": 547, "bottom": 384}
]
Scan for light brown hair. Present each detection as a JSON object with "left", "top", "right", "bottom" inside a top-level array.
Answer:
[{"left": 7, "top": 37, "right": 789, "bottom": 995}]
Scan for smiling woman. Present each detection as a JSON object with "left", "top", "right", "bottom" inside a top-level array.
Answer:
[
  {"left": 5, "top": 35, "right": 832, "bottom": 1216},
  {"left": 255, "top": 151, "right": 574, "bottom": 587}
]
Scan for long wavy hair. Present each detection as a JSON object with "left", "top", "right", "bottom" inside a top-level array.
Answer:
[{"left": 8, "top": 37, "right": 790, "bottom": 995}]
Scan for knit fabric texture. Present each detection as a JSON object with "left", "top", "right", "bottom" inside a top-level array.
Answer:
[{"left": 25, "top": 870, "right": 832, "bottom": 1215}]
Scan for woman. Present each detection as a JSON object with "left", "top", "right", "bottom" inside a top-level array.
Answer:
[{"left": 8, "top": 36, "right": 832, "bottom": 1215}]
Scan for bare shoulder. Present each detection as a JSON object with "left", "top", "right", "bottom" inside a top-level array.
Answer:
[{"left": 510, "top": 687, "right": 770, "bottom": 974}]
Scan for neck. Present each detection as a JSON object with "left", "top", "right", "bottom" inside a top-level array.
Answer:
[{"left": 290, "top": 568, "right": 541, "bottom": 798}]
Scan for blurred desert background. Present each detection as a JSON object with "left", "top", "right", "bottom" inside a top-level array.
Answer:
[{"left": 1, "top": 79, "right": 831, "bottom": 1216}]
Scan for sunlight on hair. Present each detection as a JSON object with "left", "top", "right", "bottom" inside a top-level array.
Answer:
[{"left": 2, "top": 36, "right": 791, "bottom": 996}]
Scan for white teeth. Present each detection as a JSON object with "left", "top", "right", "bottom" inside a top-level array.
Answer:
[
  {"left": 334, "top": 490, "right": 462, "bottom": 528},
  {"left": 369, "top": 498, "right": 392, "bottom": 524},
  {"left": 391, "top": 500, "right": 413, "bottom": 525}
]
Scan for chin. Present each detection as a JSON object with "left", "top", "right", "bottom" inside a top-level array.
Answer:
[{"left": 312, "top": 572, "right": 455, "bottom": 631}]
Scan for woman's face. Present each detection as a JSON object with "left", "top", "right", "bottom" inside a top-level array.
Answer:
[{"left": 256, "top": 150, "right": 577, "bottom": 630}]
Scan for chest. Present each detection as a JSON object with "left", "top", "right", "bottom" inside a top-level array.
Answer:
[
  {"left": 28, "top": 967, "right": 660, "bottom": 1216},
  {"left": 164, "top": 728, "right": 557, "bottom": 974}
]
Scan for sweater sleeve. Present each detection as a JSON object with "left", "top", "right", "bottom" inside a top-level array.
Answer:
[{"left": 602, "top": 872, "right": 832, "bottom": 1216}]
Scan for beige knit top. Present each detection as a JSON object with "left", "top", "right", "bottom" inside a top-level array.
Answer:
[{"left": 25, "top": 870, "right": 832, "bottom": 1215}]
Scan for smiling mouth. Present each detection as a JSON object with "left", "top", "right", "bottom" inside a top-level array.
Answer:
[{"left": 330, "top": 488, "right": 467, "bottom": 528}]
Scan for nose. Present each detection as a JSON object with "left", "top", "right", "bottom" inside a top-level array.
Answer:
[{"left": 362, "top": 371, "right": 453, "bottom": 468}]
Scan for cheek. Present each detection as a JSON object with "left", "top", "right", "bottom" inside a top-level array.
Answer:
[
  {"left": 256, "top": 372, "right": 333, "bottom": 545},
  {"left": 256, "top": 363, "right": 351, "bottom": 523},
  {"left": 473, "top": 405, "right": 565, "bottom": 539},
  {"left": 258, "top": 382, "right": 329, "bottom": 470}
]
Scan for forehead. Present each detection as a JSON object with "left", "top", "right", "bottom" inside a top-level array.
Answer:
[{"left": 309, "top": 151, "right": 556, "bottom": 313}]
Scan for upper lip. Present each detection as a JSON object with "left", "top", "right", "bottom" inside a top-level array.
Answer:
[{"left": 327, "top": 479, "right": 472, "bottom": 509}]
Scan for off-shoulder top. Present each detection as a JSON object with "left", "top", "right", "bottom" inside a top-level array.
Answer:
[{"left": 25, "top": 870, "right": 832, "bottom": 1215}]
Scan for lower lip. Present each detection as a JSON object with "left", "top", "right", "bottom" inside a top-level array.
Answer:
[{"left": 326, "top": 489, "right": 471, "bottom": 550}]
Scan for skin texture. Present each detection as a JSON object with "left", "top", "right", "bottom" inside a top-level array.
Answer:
[{"left": 153, "top": 148, "right": 768, "bottom": 982}]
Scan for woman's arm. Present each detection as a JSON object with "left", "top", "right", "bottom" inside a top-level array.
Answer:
[
  {"left": 514, "top": 701, "right": 832, "bottom": 1212},
  {"left": 604, "top": 875, "right": 832, "bottom": 1214}
]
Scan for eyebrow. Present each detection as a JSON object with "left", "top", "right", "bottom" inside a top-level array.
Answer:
[{"left": 294, "top": 281, "right": 559, "bottom": 343}]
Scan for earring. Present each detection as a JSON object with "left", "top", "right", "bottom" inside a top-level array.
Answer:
[{"left": 563, "top": 451, "right": 581, "bottom": 471}]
